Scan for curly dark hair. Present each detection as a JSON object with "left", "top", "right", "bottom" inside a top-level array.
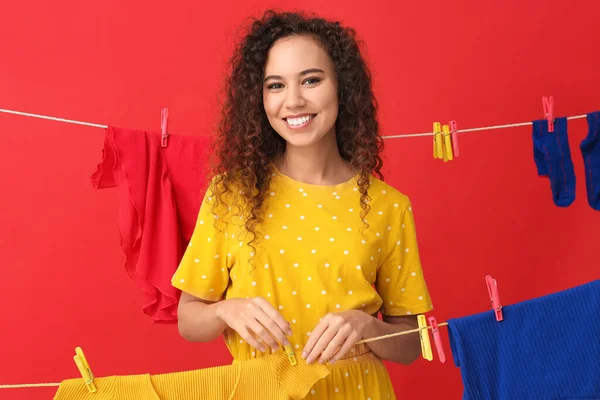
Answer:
[{"left": 208, "top": 9, "right": 384, "bottom": 259}]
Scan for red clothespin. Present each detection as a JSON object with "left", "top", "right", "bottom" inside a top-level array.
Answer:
[
  {"left": 542, "top": 96, "right": 554, "bottom": 132},
  {"left": 485, "top": 275, "right": 503, "bottom": 321},
  {"left": 161, "top": 108, "right": 169, "bottom": 147},
  {"left": 427, "top": 316, "right": 446, "bottom": 363},
  {"left": 449, "top": 120, "right": 459, "bottom": 157}
]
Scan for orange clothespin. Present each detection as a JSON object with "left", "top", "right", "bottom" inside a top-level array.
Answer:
[
  {"left": 542, "top": 96, "right": 554, "bottom": 132},
  {"left": 161, "top": 108, "right": 169, "bottom": 147},
  {"left": 73, "top": 347, "right": 97, "bottom": 393},
  {"left": 485, "top": 275, "right": 503, "bottom": 321},
  {"left": 417, "top": 314, "right": 433, "bottom": 361},
  {"left": 442, "top": 124, "right": 453, "bottom": 162},
  {"left": 428, "top": 316, "right": 446, "bottom": 363},
  {"left": 449, "top": 120, "right": 459, "bottom": 157},
  {"left": 433, "top": 122, "right": 443, "bottom": 160}
]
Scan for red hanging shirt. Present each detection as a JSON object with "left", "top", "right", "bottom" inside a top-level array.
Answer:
[{"left": 90, "top": 125, "right": 211, "bottom": 323}]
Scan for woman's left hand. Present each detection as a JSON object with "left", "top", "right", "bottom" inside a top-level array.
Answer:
[{"left": 302, "top": 310, "right": 374, "bottom": 364}]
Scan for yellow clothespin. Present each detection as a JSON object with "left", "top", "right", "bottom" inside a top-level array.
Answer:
[
  {"left": 442, "top": 124, "right": 453, "bottom": 162},
  {"left": 417, "top": 315, "right": 433, "bottom": 361},
  {"left": 433, "top": 122, "right": 443, "bottom": 160},
  {"left": 284, "top": 344, "right": 297, "bottom": 366},
  {"left": 73, "top": 347, "right": 97, "bottom": 393},
  {"left": 433, "top": 123, "right": 438, "bottom": 159}
]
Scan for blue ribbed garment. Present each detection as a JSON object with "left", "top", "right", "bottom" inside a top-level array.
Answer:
[{"left": 448, "top": 280, "right": 600, "bottom": 400}]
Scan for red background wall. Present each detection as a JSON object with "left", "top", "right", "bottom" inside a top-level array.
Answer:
[{"left": 1, "top": 1, "right": 598, "bottom": 399}]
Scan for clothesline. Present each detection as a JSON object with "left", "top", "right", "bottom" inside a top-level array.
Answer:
[
  {"left": 0, "top": 106, "right": 590, "bottom": 390},
  {"left": 0, "top": 108, "right": 588, "bottom": 139},
  {"left": 0, "top": 323, "right": 449, "bottom": 389},
  {"left": 0, "top": 322, "right": 447, "bottom": 389}
]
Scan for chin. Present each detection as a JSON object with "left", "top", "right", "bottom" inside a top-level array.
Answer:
[
  {"left": 282, "top": 133, "right": 324, "bottom": 148},
  {"left": 275, "top": 123, "right": 335, "bottom": 149}
]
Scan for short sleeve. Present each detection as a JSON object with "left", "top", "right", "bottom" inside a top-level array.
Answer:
[
  {"left": 171, "top": 182, "right": 231, "bottom": 302},
  {"left": 376, "top": 201, "right": 433, "bottom": 316}
]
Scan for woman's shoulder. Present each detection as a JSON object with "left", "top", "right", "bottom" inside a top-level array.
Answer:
[{"left": 368, "top": 176, "right": 412, "bottom": 210}]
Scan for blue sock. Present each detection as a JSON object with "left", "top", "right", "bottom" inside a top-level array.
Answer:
[
  {"left": 533, "top": 134, "right": 548, "bottom": 176},
  {"left": 532, "top": 117, "right": 576, "bottom": 207},
  {"left": 580, "top": 111, "right": 600, "bottom": 211}
]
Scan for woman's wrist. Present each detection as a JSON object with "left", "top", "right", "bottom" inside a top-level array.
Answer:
[
  {"left": 214, "top": 299, "right": 227, "bottom": 321},
  {"left": 358, "top": 310, "right": 381, "bottom": 341}
]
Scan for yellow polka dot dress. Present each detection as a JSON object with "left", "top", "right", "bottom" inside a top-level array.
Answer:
[{"left": 172, "top": 168, "right": 433, "bottom": 399}]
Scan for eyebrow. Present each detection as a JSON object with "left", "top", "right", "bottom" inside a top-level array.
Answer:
[{"left": 263, "top": 68, "right": 325, "bottom": 83}]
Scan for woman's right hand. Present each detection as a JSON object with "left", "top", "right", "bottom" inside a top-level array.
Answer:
[{"left": 215, "top": 297, "right": 293, "bottom": 353}]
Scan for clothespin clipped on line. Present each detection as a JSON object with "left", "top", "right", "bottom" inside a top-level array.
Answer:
[
  {"left": 450, "top": 120, "right": 459, "bottom": 157},
  {"left": 485, "top": 275, "right": 503, "bottom": 321},
  {"left": 433, "top": 122, "right": 443, "bottom": 160},
  {"left": 442, "top": 124, "right": 453, "bottom": 162},
  {"left": 433, "top": 121, "right": 459, "bottom": 161},
  {"left": 161, "top": 108, "right": 169, "bottom": 147},
  {"left": 428, "top": 316, "right": 446, "bottom": 363},
  {"left": 417, "top": 315, "right": 433, "bottom": 361},
  {"left": 543, "top": 96, "right": 554, "bottom": 132},
  {"left": 73, "top": 347, "right": 97, "bottom": 393}
]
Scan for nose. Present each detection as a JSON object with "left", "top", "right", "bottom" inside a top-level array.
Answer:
[{"left": 284, "top": 84, "right": 306, "bottom": 109}]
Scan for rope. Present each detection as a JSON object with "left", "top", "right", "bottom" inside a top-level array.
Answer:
[
  {"left": 357, "top": 322, "right": 448, "bottom": 344},
  {"left": 0, "top": 322, "right": 448, "bottom": 389},
  {"left": 0, "top": 382, "right": 61, "bottom": 389},
  {"left": 0, "top": 108, "right": 107, "bottom": 129},
  {"left": 0, "top": 108, "right": 589, "bottom": 139},
  {"left": 382, "top": 114, "right": 587, "bottom": 139}
]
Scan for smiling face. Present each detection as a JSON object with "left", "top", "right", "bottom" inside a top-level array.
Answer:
[{"left": 262, "top": 35, "right": 339, "bottom": 149}]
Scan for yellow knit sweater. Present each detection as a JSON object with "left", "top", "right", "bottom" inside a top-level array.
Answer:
[{"left": 53, "top": 349, "right": 330, "bottom": 400}]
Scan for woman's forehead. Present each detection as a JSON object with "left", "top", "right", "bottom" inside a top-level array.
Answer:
[{"left": 264, "top": 36, "right": 333, "bottom": 77}]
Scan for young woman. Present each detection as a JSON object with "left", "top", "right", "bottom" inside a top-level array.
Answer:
[{"left": 172, "top": 10, "right": 433, "bottom": 399}]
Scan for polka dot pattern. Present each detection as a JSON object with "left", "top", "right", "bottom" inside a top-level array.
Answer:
[{"left": 171, "top": 172, "right": 432, "bottom": 399}]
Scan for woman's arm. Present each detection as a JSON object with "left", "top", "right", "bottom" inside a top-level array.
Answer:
[
  {"left": 362, "top": 314, "right": 422, "bottom": 365},
  {"left": 177, "top": 291, "right": 293, "bottom": 352},
  {"left": 302, "top": 310, "right": 423, "bottom": 365},
  {"left": 177, "top": 292, "right": 228, "bottom": 342}
]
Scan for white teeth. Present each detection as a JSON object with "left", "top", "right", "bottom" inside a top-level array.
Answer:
[{"left": 286, "top": 115, "right": 314, "bottom": 126}]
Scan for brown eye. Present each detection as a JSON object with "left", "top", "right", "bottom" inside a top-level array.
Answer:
[{"left": 304, "top": 77, "right": 321, "bottom": 85}]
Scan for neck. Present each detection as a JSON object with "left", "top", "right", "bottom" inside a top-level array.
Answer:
[{"left": 274, "top": 132, "right": 355, "bottom": 186}]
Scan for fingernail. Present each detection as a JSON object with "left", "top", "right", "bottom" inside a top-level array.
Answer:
[
  {"left": 260, "top": 346, "right": 266, "bottom": 352},
  {"left": 302, "top": 352, "right": 307, "bottom": 359},
  {"left": 318, "top": 358, "right": 325, "bottom": 364}
]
